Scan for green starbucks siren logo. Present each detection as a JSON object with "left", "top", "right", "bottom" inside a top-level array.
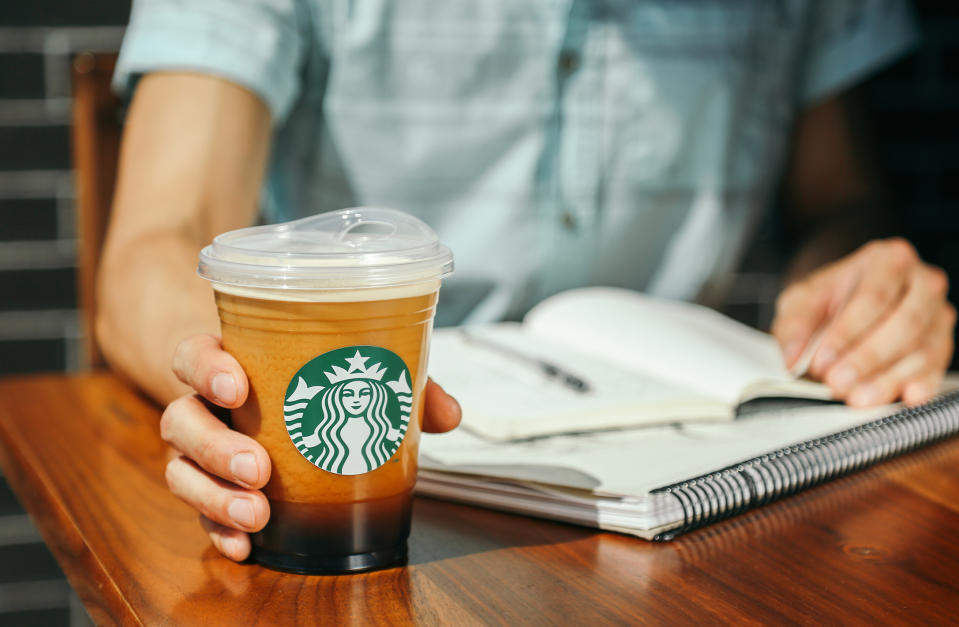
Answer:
[{"left": 284, "top": 346, "right": 413, "bottom": 475}]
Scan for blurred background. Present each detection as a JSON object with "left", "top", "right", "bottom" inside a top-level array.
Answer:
[{"left": 0, "top": 1, "right": 957, "bottom": 624}]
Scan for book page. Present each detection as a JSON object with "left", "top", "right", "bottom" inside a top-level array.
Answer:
[
  {"left": 429, "top": 324, "right": 729, "bottom": 440},
  {"left": 523, "top": 287, "right": 791, "bottom": 404}
]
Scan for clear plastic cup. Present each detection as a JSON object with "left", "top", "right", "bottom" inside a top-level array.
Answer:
[{"left": 198, "top": 208, "right": 453, "bottom": 574}]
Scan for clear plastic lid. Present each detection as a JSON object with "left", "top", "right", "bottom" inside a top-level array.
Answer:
[{"left": 198, "top": 207, "right": 454, "bottom": 290}]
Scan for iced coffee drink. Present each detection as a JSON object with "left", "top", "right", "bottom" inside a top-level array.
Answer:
[{"left": 198, "top": 208, "right": 453, "bottom": 574}]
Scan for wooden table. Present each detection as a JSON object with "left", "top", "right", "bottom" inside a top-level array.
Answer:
[{"left": 1, "top": 373, "right": 958, "bottom": 625}]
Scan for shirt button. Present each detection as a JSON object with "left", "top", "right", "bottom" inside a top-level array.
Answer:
[
  {"left": 561, "top": 211, "right": 578, "bottom": 230},
  {"left": 558, "top": 50, "right": 579, "bottom": 74}
]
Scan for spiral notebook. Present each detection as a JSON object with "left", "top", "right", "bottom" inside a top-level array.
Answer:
[{"left": 416, "top": 389, "right": 959, "bottom": 540}]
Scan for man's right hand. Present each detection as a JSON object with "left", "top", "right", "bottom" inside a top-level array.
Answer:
[
  {"left": 161, "top": 334, "right": 463, "bottom": 562},
  {"left": 162, "top": 334, "right": 270, "bottom": 561}
]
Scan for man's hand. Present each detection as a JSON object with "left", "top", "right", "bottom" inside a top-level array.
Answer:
[
  {"left": 773, "top": 238, "right": 955, "bottom": 408},
  {"left": 161, "top": 334, "right": 462, "bottom": 562}
]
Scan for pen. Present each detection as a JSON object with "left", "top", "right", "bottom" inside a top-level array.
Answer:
[{"left": 458, "top": 330, "right": 592, "bottom": 394}]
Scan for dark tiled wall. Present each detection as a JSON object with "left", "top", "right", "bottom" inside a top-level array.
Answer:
[
  {"left": 0, "top": 4, "right": 130, "bottom": 625},
  {"left": 0, "top": 8, "right": 127, "bottom": 377}
]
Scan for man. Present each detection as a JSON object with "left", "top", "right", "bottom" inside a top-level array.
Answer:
[{"left": 98, "top": 1, "right": 954, "bottom": 561}]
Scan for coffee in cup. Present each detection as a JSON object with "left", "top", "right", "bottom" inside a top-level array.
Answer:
[{"left": 198, "top": 208, "right": 453, "bottom": 574}]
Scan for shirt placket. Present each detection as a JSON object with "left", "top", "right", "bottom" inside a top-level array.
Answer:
[{"left": 535, "top": 4, "right": 602, "bottom": 302}]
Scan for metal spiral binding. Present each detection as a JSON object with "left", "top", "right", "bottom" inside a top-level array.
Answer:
[{"left": 652, "top": 392, "right": 959, "bottom": 540}]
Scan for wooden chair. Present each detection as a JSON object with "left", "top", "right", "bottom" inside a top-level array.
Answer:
[{"left": 70, "top": 52, "right": 122, "bottom": 370}]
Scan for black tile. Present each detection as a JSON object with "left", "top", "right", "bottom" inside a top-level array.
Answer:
[
  {"left": 0, "top": 269, "right": 75, "bottom": 311},
  {"left": 0, "top": 0, "right": 130, "bottom": 26},
  {"left": 0, "top": 608, "right": 69, "bottom": 627},
  {"left": 0, "top": 54, "right": 45, "bottom": 100},
  {"left": 0, "top": 543, "right": 63, "bottom": 584},
  {"left": 0, "top": 479, "right": 26, "bottom": 516},
  {"left": 914, "top": 0, "right": 959, "bottom": 20},
  {"left": 0, "top": 339, "right": 66, "bottom": 375},
  {"left": 721, "top": 303, "right": 763, "bottom": 330},
  {"left": 906, "top": 200, "right": 959, "bottom": 232},
  {"left": 939, "top": 44, "right": 959, "bottom": 80},
  {"left": 882, "top": 172, "right": 923, "bottom": 199},
  {"left": 0, "top": 127, "right": 70, "bottom": 171},
  {"left": 0, "top": 199, "right": 58, "bottom": 241},
  {"left": 871, "top": 110, "right": 959, "bottom": 143},
  {"left": 878, "top": 143, "right": 951, "bottom": 172}
]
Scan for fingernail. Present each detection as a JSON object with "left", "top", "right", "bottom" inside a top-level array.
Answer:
[
  {"left": 812, "top": 347, "right": 837, "bottom": 374},
  {"left": 849, "top": 384, "right": 879, "bottom": 407},
  {"left": 222, "top": 535, "right": 244, "bottom": 559},
  {"left": 828, "top": 365, "right": 858, "bottom": 392},
  {"left": 230, "top": 452, "right": 258, "bottom": 486},
  {"left": 228, "top": 499, "right": 255, "bottom": 528},
  {"left": 212, "top": 373, "right": 237, "bottom": 405}
]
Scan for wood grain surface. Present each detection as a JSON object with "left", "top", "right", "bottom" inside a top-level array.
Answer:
[{"left": 1, "top": 373, "right": 959, "bottom": 625}]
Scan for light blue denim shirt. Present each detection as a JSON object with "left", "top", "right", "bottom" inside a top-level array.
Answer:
[{"left": 114, "top": 0, "right": 916, "bottom": 325}]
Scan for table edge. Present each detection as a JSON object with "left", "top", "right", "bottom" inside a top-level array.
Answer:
[{"left": 0, "top": 373, "right": 144, "bottom": 626}]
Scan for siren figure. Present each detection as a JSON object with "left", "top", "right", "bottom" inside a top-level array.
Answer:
[{"left": 303, "top": 378, "right": 400, "bottom": 474}]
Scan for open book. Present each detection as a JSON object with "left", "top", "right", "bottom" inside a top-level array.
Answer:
[{"left": 429, "top": 287, "right": 833, "bottom": 441}]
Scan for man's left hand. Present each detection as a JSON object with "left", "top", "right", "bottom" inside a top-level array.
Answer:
[{"left": 772, "top": 238, "right": 955, "bottom": 407}]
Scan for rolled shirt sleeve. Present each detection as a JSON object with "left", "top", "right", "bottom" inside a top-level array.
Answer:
[
  {"left": 798, "top": 0, "right": 919, "bottom": 106},
  {"left": 113, "top": 0, "right": 309, "bottom": 124}
]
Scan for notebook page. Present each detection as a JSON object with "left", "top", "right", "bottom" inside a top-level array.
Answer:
[
  {"left": 429, "top": 324, "right": 726, "bottom": 440},
  {"left": 523, "top": 287, "right": 790, "bottom": 404},
  {"left": 419, "top": 402, "right": 891, "bottom": 496}
]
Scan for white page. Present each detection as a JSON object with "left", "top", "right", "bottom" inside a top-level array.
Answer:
[
  {"left": 429, "top": 324, "right": 727, "bottom": 440},
  {"left": 420, "top": 402, "right": 892, "bottom": 496},
  {"left": 523, "top": 287, "right": 790, "bottom": 404}
]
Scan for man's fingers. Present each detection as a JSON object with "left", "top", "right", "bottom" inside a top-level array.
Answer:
[
  {"left": 902, "top": 370, "right": 946, "bottom": 407},
  {"left": 845, "top": 352, "right": 927, "bottom": 408},
  {"left": 160, "top": 394, "right": 271, "bottom": 489},
  {"left": 823, "top": 264, "right": 945, "bottom": 394},
  {"left": 845, "top": 304, "right": 955, "bottom": 408},
  {"left": 772, "top": 281, "right": 830, "bottom": 370},
  {"left": 166, "top": 455, "right": 270, "bottom": 533},
  {"left": 809, "top": 239, "right": 918, "bottom": 378},
  {"left": 422, "top": 378, "right": 461, "bottom": 433},
  {"left": 172, "top": 334, "right": 249, "bottom": 408},
  {"left": 199, "top": 515, "right": 252, "bottom": 562}
]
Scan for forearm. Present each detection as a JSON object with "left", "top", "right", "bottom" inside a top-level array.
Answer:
[
  {"left": 98, "top": 231, "right": 220, "bottom": 403},
  {"left": 95, "top": 73, "right": 271, "bottom": 405}
]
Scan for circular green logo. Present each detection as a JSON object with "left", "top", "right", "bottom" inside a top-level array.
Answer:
[{"left": 283, "top": 346, "right": 412, "bottom": 475}]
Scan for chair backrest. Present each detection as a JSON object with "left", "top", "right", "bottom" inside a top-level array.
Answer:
[{"left": 71, "top": 52, "right": 121, "bottom": 370}]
